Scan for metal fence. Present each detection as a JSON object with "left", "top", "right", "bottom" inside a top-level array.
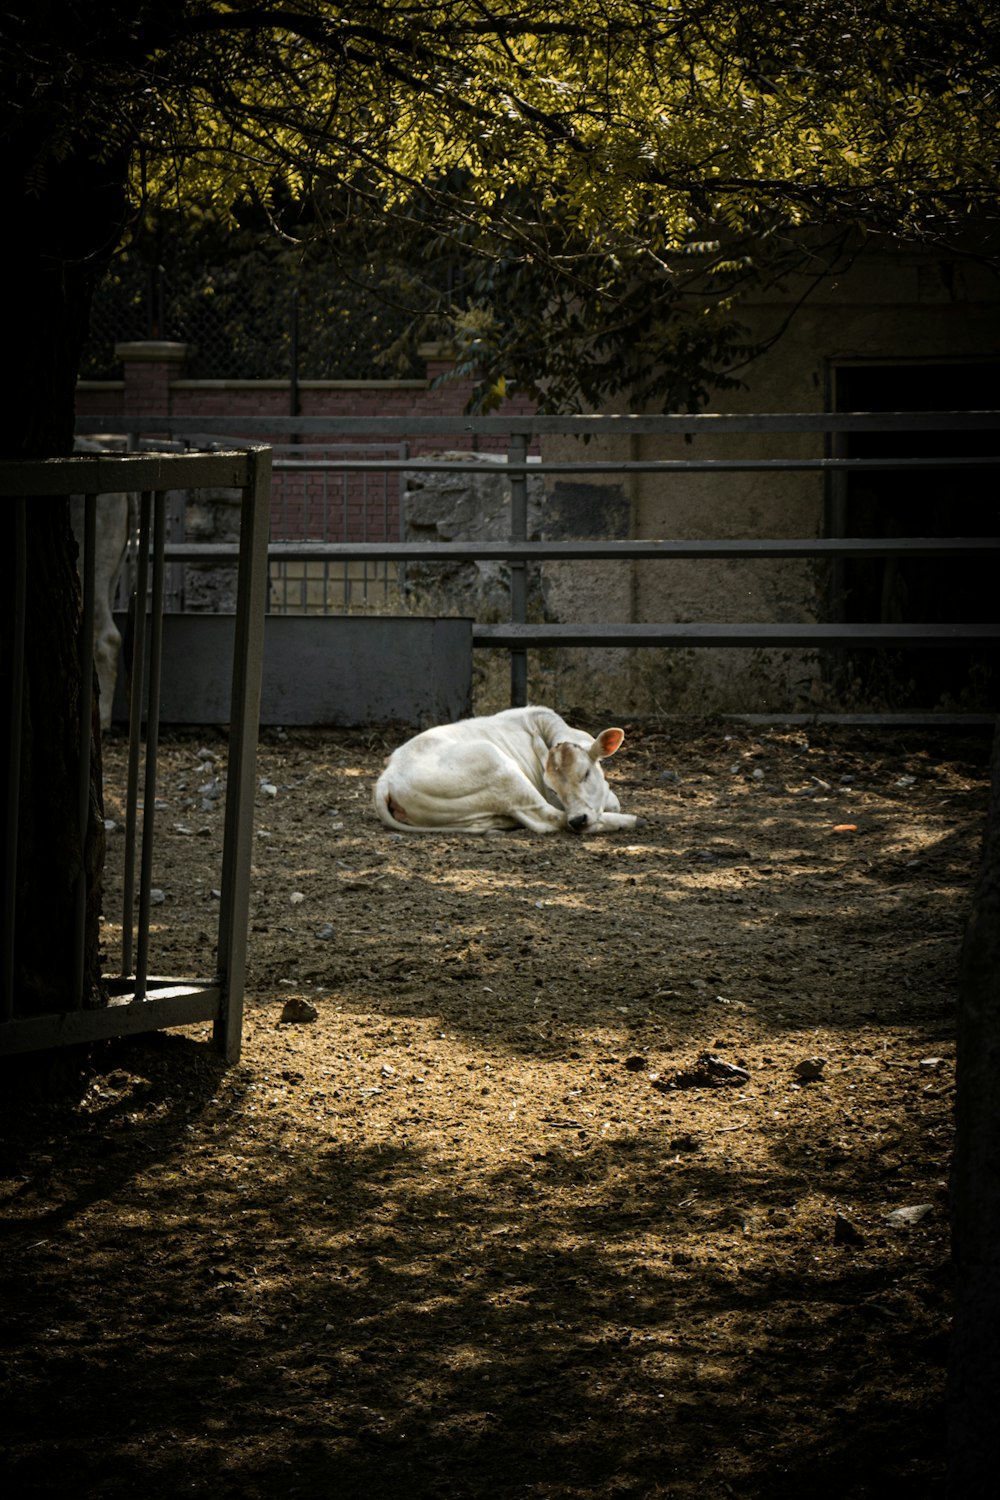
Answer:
[
  {"left": 81, "top": 256, "right": 426, "bottom": 382},
  {"left": 76, "top": 409, "right": 1000, "bottom": 712},
  {"left": 0, "top": 449, "right": 271, "bottom": 1061},
  {"left": 199, "top": 440, "right": 408, "bottom": 613}
]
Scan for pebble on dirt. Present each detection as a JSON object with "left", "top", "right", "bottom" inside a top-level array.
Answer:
[
  {"left": 280, "top": 998, "right": 319, "bottom": 1024},
  {"left": 834, "top": 1212, "right": 866, "bottom": 1247},
  {"left": 884, "top": 1203, "right": 935, "bottom": 1228},
  {"left": 794, "top": 1057, "right": 828, "bottom": 1081}
]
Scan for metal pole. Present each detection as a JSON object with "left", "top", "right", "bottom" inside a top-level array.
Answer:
[
  {"left": 135, "top": 493, "right": 167, "bottom": 1002},
  {"left": 73, "top": 494, "right": 97, "bottom": 1009},
  {"left": 2, "top": 499, "right": 26, "bottom": 1022},
  {"left": 290, "top": 289, "right": 300, "bottom": 425},
  {"left": 508, "top": 433, "right": 528, "bottom": 706},
  {"left": 121, "top": 493, "right": 152, "bottom": 978},
  {"left": 214, "top": 447, "right": 272, "bottom": 1062}
]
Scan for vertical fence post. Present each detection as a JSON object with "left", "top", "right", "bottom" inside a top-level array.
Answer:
[
  {"left": 508, "top": 432, "right": 528, "bottom": 706},
  {"left": 73, "top": 494, "right": 97, "bottom": 1009},
  {"left": 121, "top": 493, "right": 152, "bottom": 978},
  {"left": 2, "top": 498, "right": 27, "bottom": 1023},
  {"left": 214, "top": 446, "right": 272, "bottom": 1063},
  {"left": 134, "top": 492, "right": 168, "bottom": 1003},
  {"left": 290, "top": 289, "right": 300, "bottom": 423}
]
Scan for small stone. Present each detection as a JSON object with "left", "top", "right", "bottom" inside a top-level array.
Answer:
[
  {"left": 794, "top": 1057, "right": 828, "bottom": 1082},
  {"left": 259, "top": 781, "right": 278, "bottom": 798},
  {"left": 884, "top": 1203, "right": 934, "bottom": 1228},
  {"left": 834, "top": 1212, "right": 865, "bottom": 1247},
  {"left": 314, "top": 923, "right": 335, "bottom": 940},
  {"left": 280, "top": 998, "right": 318, "bottom": 1024},
  {"left": 624, "top": 1055, "right": 647, "bottom": 1072},
  {"left": 149, "top": 888, "right": 165, "bottom": 905},
  {"left": 290, "top": 891, "right": 306, "bottom": 905}
]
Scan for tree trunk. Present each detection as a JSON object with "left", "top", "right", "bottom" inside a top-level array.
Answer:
[
  {"left": 1, "top": 132, "right": 128, "bottom": 1017},
  {"left": 949, "top": 725, "right": 1000, "bottom": 1495}
]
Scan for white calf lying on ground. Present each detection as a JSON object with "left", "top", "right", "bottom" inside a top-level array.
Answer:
[{"left": 373, "top": 706, "right": 638, "bottom": 834}]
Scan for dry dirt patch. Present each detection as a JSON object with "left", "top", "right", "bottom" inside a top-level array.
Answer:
[{"left": 1, "top": 719, "right": 991, "bottom": 1499}]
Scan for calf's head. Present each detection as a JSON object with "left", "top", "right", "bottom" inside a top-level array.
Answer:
[{"left": 544, "top": 728, "right": 626, "bottom": 832}]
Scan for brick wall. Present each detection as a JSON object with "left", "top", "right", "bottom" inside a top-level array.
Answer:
[
  {"left": 75, "top": 341, "right": 539, "bottom": 552},
  {"left": 75, "top": 342, "right": 535, "bottom": 456}
]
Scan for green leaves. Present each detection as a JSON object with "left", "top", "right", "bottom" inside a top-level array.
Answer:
[{"left": 6, "top": 0, "right": 1000, "bottom": 409}]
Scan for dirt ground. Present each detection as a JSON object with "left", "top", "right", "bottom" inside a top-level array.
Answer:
[{"left": 1, "top": 716, "right": 993, "bottom": 1499}]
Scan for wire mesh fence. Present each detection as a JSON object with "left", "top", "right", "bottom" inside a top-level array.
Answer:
[{"left": 81, "top": 250, "right": 427, "bottom": 383}]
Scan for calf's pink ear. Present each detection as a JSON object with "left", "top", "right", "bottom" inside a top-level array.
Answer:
[{"left": 592, "top": 728, "right": 625, "bottom": 759}]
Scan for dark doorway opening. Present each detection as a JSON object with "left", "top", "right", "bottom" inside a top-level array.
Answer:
[{"left": 828, "top": 360, "right": 1000, "bottom": 711}]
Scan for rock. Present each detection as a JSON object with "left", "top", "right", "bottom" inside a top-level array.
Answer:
[
  {"left": 834, "top": 1212, "right": 865, "bottom": 1247},
  {"left": 280, "top": 998, "right": 318, "bottom": 1024},
  {"left": 884, "top": 1203, "right": 934, "bottom": 1228},
  {"left": 794, "top": 1057, "right": 828, "bottom": 1082},
  {"left": 259, "top": 780, "right": 278, "bottom": 798},
  {"left": 624, "top": 1055, "right": 647, "bottom": 1072},
  {"left": 290, "top": 891, "right": 306, "bottom": 905},
  {"left": 314, "top": 923, "right": 335, "bottom": 940}
]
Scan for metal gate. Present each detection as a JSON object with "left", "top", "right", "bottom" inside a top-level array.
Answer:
[{"left": 0, "top": 448, "right": 271, "bottom": 1061}]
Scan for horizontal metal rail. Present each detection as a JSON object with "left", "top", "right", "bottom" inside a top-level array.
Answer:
[
  {"left": 0, "top": 982, "right": 223, "bottom": 1057},
  {"left": 160, "top": 537, "right": 1000, "bottom": 564},
  {"left": 269, "top": 455, "right": 1000, "bottom": 474},
  {"left": 77, "top": 411, "right": 1000, "bottom": 438},
  {"left": 0, "top": 451, "right": 262, "bottom": 495},
  {"left": 473, "top": 622, "right": 1000, "bottom": 649}
]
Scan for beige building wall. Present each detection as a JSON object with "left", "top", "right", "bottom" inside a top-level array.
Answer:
[{"left": 538, "top": 249, "right": 1000, "bottom": 717}]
